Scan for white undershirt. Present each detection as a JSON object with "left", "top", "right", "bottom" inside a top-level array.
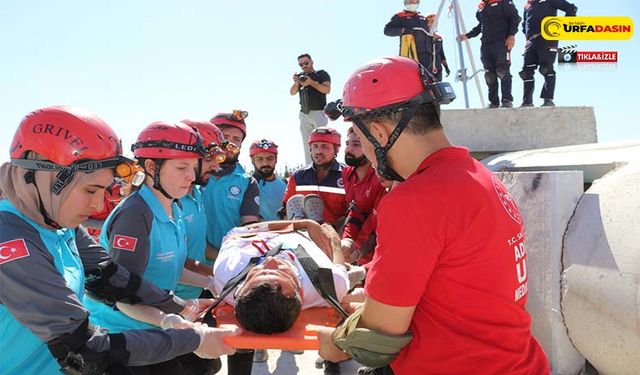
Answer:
[{"left": 213, "top": 227, "right": 349, "bottom": 309}]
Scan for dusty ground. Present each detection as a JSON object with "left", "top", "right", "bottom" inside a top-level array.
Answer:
[{"left": 216, "top": 350, "right": 362, "bottom": 375}]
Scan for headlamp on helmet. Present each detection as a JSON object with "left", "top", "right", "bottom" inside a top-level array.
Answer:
[
  {"left": 211, "top": 110, "right": 249, "bottom": 138},
  {"left": 249, "top": 139, "right": 278, "bottom": 157},
  {"left": 326, "top": 57, "right": 455, "bottom": 122},
  {"left": 328, "top": 56, "right": 456, "bottom": 182}
]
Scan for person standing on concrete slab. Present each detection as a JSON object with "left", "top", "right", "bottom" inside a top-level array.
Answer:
[
  {"left": 458, "top": 0, "right": 521, "bottom": 108},
  {"left": 520, "top": 0, "right": 577, "bottom": 107},
  {"left": 384, "top": 0, "right": 433, "bottom": 71},
  {"left": 290, "top": 54, "right": 331, "bottom": 165},
  {"left": 426, "top": 14, "right": 450, "bottom": 82},
  {"left": 317, "top": 56, "right": 549, "bottom": 375}
]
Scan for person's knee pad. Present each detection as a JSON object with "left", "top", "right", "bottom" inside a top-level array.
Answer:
[
  {"left": 539, "top": 64, "right": 555, "bottom": 76},
  {"left": 496, "top": 66, "right": 511, "bottom": 80},
  {"left": 484, "top": 71, "right": 497, "bottom": 85},
  {"left": 519, "top": 68, "right": 535, "bottom": 80}
]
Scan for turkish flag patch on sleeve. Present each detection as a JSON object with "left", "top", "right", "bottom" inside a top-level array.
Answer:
[
  {"left": 112, "top": 235, "right": 138, "bottom": 252},
  {"left": 0, "top": 239, "right": 31, "bottom": 265}
]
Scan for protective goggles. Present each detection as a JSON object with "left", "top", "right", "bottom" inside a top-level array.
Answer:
[
  {"left": 11, "top": 155, "right": 142, "bottom": 193},
  {"left": 202, "top": 140, "right": 240, "bottom": 163},
  {"left": 114, "top": 161, "right": 146, "bottom": 186}
]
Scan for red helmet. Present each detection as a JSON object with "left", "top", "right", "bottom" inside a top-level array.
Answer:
[
  {"left": 10, "top": 105, "right": 123, "bottom": 166},
  {"left": 210, "top": 110, "right": 248, "bottom": 138},
  {"left": 132, "top": 121, "right": 204, "bottom": 159},
  {"left": 307, "top": 127, "right": 341, "bottom": 147},
  {"left": 9, "top": 106, "right": 131, "bottom": 195},
  {"left": 341, "top": 56, "right": 454, "bottom": 120},
  {"left": 180, "top": 119, "right": 223, "bottom": 147},
  {"left": 249, "top": 139, "right": 278, "bottom": 157},
  {"left": 89, "top": 182, "right": 123, "bottom": 221}
]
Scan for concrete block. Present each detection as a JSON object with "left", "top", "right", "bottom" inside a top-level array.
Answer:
[
  {"left": 562, "top": 162, "right": 640, "bottom": 375},
  {"left": 441, "top": 106, "right": 597, "bottom": 154},
  {"left": 483, "top": 141, "right": 640, "bottom": 183},
  {"left": 494, "top": 171, "right": 585, "bottom": 375}
]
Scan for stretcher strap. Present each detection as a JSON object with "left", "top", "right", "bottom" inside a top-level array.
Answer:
[{"left": 293, "top": 245, "right": 349, "bottom": 319}]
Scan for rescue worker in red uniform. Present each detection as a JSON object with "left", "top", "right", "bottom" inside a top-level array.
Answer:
[
  {"left": 317, "top": 56, "right": 549, "bottom": 375},
  {"left": 279, "top": 127, "right": 347, "bottom": 228},
  {"left": 341, "top": 127, "right": 386, "bottom": 265}
]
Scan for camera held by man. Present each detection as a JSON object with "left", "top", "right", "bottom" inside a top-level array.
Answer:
[{"left": 289, "top": 53, "right": 332, "bottom": 165}]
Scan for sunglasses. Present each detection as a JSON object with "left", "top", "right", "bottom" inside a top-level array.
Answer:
[{"left": 298, "top": 61, "right": 311, "bottom": 67}]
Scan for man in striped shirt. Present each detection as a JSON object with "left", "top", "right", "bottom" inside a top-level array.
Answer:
[{"left": 280, "top": 127, "right": 348, "bottom": 228}]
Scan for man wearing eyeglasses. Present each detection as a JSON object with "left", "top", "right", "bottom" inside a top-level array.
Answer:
[{"left": 290, "top": 53, "right": 331, "bottom": 165}]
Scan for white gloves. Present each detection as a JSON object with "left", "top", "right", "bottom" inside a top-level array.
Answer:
[
  {"left": 160, "top": 313, "right": 191, "bottom": 330},
  {"left": 193, "top": 325, "right": 241, "bottom": 359}
]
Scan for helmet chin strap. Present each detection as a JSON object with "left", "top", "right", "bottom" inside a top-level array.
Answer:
[
  {"left": 24, "top": 170, "right": 62, "bottom": 229},
  {"left": 149, "top": 160, "right": 177, "bottom": 200},
  {"left": 352, "top": 105, "right": 419, "bottom": 182},
  {"left": 194, "top": 159, "right": 206, "bottom": 186}
]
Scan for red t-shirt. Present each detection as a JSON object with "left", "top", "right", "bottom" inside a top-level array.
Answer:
[
  {"left": 342, "top": 165, "right": 386, "bottom": 246},
  {"left": 365, "top": 147, "right": 549, "bottom": 375}
]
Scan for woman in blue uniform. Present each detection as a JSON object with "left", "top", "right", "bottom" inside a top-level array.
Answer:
[
  {"left": 175, "top": 119, "right": 227, "bottom": 301},
  {"left": 84, "top": 120, "right": 226, "bottom": 374},
  {"left": 0, "top": 106, "right": 237, "bottom": 375}
]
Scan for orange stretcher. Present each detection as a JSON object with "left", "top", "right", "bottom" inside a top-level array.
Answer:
[{"left": 213, "top": 304, "right": 343, "bottom": 350}]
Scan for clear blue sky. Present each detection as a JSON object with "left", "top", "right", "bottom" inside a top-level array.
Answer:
[{"left": 1, "top": 1, "right": 638, "bottom": 170}]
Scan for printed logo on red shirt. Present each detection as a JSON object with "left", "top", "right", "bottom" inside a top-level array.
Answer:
[
  {"left": 113, "top": 235, "right": 138, "bottom": 252},
  {"left": 492, "top": 176, "right": 522, "bottom": 224},
  {"left": 0, "top": 239, "right": 30, "bottom": 265}
]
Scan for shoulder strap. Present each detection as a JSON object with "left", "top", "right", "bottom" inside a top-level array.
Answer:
[
  {"left": 293, "top": 245, "right": 349, "bottom": 318},
  {"left": 204, "top": 243, "right": 284, "bottom": 316}
]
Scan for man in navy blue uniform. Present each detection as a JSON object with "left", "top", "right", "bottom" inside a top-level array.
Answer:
[
  {"left": 384, "top": 0, "right": 433, "bottom": 71},
  {"left": 458, "top": 0, "right": 521, "bottom": 108},
  {"left": 520, "top": 0, "right": 577, "bottom": 107}
]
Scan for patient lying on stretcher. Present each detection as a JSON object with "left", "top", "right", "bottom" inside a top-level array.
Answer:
[{"left": 212, "top": 219, "right": 365, "bottom": 334}]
